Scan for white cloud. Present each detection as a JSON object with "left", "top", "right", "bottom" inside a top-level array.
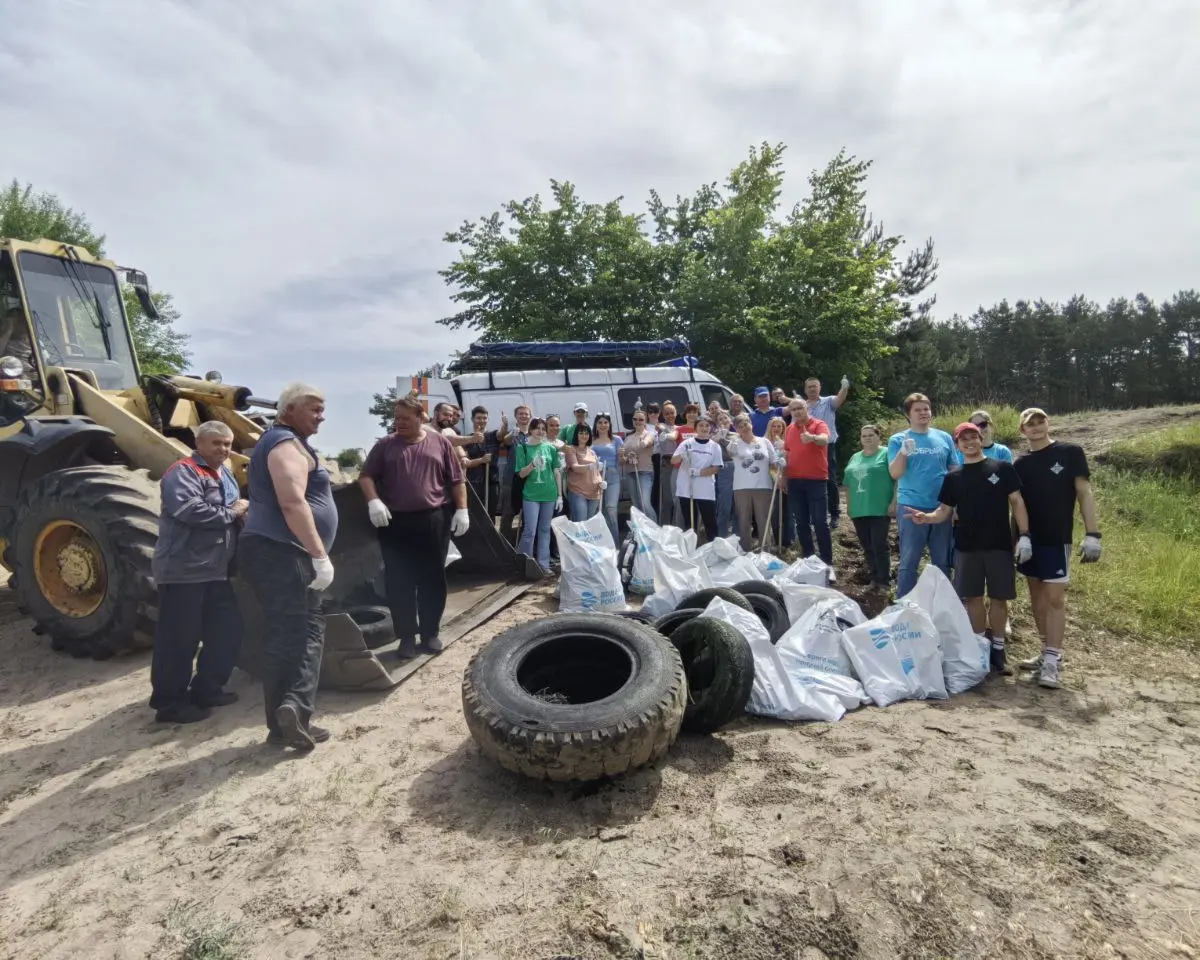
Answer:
[{"left": 2, "top": 0, "right": 1197, "bottom": 449}]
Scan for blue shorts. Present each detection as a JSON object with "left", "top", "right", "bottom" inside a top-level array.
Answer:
[{"left": 1018, "top": 544, "right": 1070, "bottom": 584}]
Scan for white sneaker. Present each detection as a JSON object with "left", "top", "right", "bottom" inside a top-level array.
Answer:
[
  {"left": 1038, "top": 657, "right": 1062, "bottom": 689},
  {"left": 827, "top": 570, "right": 837, "bottom": 585}
]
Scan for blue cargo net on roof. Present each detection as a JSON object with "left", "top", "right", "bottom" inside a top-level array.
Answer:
[{"left": 449, "top": 338, "right": 696, "bottom": 373}]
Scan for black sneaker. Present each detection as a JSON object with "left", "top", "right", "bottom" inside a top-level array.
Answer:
[
  {"left": 989, "top": 644, "right": 1012, "bottom": 676},
  {"left": 192, "top": 689, "right": 238, "bottom": 708},
  {"left": 274, "top": 703, "right": 315, "bottom": 750},
  {"left": 395, "top": 637, "right": 419, "bottom": 660},
  {"left": 155, "top": 703, "right": 212, "bottom": 724},
  {"left": 420, "top": 636, "right": 444, "bottom": 655}
]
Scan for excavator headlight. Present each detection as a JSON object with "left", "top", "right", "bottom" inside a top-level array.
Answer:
[{"left": 0, "top": 355, "right": 23, "bottom": 379}]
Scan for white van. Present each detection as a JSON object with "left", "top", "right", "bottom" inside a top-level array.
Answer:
[{"left": 402, "top": 339, "right": 734, "bottom": 433}]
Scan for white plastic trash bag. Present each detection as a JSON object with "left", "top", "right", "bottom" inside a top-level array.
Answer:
[
  {"left": 907, "top": 565, "right": 990, "bottom": 694},
  {"left": 702, "top": 598, "right": 845, "bottom": 723},
  {"left": 776, "top": 597, "right": 867, "bottom": 678},
  {"left": 840, "top": 603, "right": 947, "bottom": 707},
  {"left": 640, "top": 543, "right": 713, "bottom": 615},
  {"left": 778, "top": 555, "right": 831, "bottom": 587},
  {"left": 752, "top": 552, "right": 787, "bottom": 580},
  {"left": 776, "top": 582, "right": 855, "bottom": 626},
  {"left": 696, "top": 535, "right": 744, "bottom": 565},
  {"left": 552, "top": 513, "right": 628, "bottom": 613},
  {"left": 794, "top": 671, "right": 870, "bottom": 712},
  {"left": 445, "top": 541, "right": 462, "bottom": 567},
  {"left": 628, "top": 507, "right": 701, "bottom": 596},
  {"left": 707, "top": 554, "right": 763, "bottom": 587}
]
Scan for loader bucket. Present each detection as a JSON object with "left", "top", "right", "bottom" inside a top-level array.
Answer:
[{"left": 236, "top": 479, "right": 540, "bottom": 692}]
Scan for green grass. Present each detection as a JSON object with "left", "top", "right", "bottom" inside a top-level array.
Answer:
[
  {"left": 162, "top": 902, "right": 244, "bottom": 960},
  {"left": 1098, "top": 423, "right": 1200, "bottom": 483},
  {"left": 1071, "top": 447, "right": 1200, "bottom": 648},
  {"left": 880, "top": 404, "right": 1023, "bottom": 445}
]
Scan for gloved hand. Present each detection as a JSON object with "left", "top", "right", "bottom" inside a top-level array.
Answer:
[
  {"left": 1079, "top": 534, "right": 1102, "bottom": 563},
  {"left": 598, "top": 479, "right": 607, "bottom": 491},
  {"left": 450, "top": 508, "right": 470, "bottom": 537},
  {"left": 367, "top": 498, "right": 392, "bottom": 528},
  {"left": 1014, "top": 535, "right": 1033, "bottom": 564},
  {"left": 902, "top": 437, "right": 917, "bottom": 456},
  {"left": 310, "top": 556, "right": 335, "bottom": 592},
  {"left": 841, "top": 375, "right": 850, "bottom": 390},
  {"left": 690, "top": 468, "right": 701, "bottom": 479},
  {"left": 555, "top": 497, "right": 563, "bottom": 513}
]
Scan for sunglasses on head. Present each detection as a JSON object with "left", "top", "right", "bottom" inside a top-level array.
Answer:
[{"left": 972, "top": 419, "right": 991, "bottom": 427}]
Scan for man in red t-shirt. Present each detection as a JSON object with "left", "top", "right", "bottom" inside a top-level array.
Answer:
[{"left": 783, "top": 398, "right": 835, "bottom": 574}]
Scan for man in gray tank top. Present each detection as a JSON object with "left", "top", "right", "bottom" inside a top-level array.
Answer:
[{"left": 238, "top": 382, "right": 339, "bottom": 751}]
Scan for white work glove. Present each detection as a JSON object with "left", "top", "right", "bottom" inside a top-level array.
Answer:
[
  {"left": 1014, "top": 535, "right": 1033, "bottom": 565},
  {"left": 902, "top": 437, "right": 917, "bottom": 456},
  {"left": 555, "top": 497, "right": 563, "bottom": 513},
  {"left": 841, "top": 375, "right": 850, "bottom": 390},
  {"left": 367, "top": 498, "right": 392, "bottom": 528},
  {"left": 598, "top": 478, "right": 608, "bottom": 491},
  {"left": 450, "top": 508, "right": 470, "bottom": 537},
  {"left": 690, "top": 468, "right": 701, "bottom": 479},
  {"left": 310, "top": 556, "right": 335, "bottom": 592},
  {"left": 1079, "top": 534, "right": 1102, "bottom": 563}
]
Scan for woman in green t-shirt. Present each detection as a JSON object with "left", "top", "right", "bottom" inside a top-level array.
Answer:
[
  {"left": 516, "top": 418, "right": 563, "bottom": 575},
  {"left": 844, "top": 423, "right": 896, "bottom": 593}
]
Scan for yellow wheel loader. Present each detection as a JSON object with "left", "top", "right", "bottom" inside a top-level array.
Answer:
[{"left": 0, "top": 237, "right": 533, "bottom": 686}]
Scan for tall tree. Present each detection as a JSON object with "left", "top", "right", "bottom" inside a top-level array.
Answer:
[{"left": 1, "top": 179, "right": 189, "bottom": 373}]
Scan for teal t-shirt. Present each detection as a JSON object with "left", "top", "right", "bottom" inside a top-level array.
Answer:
[
  {"left": 516, "top": 441, "right": 560, "bottom": 503},
  {"left": 887, "top": 427, "right": 957, "bottom": 509},
  {"left": 844, "top": 449, "right": 894, "bottom": 518}
]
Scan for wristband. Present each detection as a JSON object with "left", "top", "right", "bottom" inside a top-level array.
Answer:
[
  {"left": 1018, "top": 531, "right": 1029, "bottom": 537},
  {"left": 1085, "top": 531, "right": 1101, "bottom": 539}
]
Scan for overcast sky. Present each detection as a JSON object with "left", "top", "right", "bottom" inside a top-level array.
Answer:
[{"left": 3, "top": 0, "right": 1196, "bottom": 451}]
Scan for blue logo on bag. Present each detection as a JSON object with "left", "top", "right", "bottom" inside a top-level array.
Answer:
[
  {"left": 870, "top": 628, "right": 889, "bottom": 650},
  {"left": 900, "top": 657, "right": 915, "bottom": 675},
  {"left": 579, "top": 590, "right": 597, "bottom": 609}
]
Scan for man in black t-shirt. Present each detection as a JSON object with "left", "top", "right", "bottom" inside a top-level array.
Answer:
[
  {"left": 1012, "top": 407, "right": 1102, "bottom": 690},
  {"left": 462, "top": 405, "right": 502, "bottom": 517},
  {"left": 906, "top": 421, "right": 1031, "bottom": 675}
]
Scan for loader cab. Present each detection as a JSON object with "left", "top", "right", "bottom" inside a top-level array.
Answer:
[{"left": 0, "top": 250, "right": 47, "bottom": 427}]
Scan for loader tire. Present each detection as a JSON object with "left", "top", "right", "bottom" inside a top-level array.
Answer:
[
  {"left": 346, "top": 605, "right": 394, "bottom": 649},
  {"left": 10, "top": 466, "right": 160, "bottom": 659},
  {"left": 462, "top": 613, "right": 687, "bottom": 782},
  {"left": 674, "top": 587, "right": 752, "bottom": 615},
  {"left": 668, "top": 617, "right": 755, "bottom": 733}
]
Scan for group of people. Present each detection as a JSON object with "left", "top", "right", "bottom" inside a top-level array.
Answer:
[
  {"left": 147, "top": 376, "right": 1102, "bottom": 751},
  {"left": 842, "top": 395, "right": 1100, "bottom": 691}
]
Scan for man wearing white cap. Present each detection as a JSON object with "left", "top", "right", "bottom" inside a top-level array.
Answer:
[
  {"left": 1013, "top": 407, "right": 1101, "bottom": 689},
  {"left": 560, "top": 401, "right": 589, "bottom": 447}
]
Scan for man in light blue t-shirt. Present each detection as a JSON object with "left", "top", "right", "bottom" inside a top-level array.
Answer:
[{"left": 887, "top": 392, "right": 957, "bottom": 596}]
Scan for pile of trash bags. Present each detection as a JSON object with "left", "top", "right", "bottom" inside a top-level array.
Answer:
[{"left": 551, "top": 507, "right": 992, "bottom": 724}]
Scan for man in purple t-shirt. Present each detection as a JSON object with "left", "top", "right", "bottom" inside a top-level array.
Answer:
[{"left": 360, "top": 392, "right": 468, "bottom": 659}]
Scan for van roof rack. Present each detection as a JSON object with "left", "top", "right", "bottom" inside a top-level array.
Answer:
[{"left": 449, "top": 338, "right": 696, "bottom": 374}]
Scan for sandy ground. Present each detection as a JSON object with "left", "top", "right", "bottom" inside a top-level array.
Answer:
[{"left": 3, "top": 406, "right": 1200, "bottom": 959}]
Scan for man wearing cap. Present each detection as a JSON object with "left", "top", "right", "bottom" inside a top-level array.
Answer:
[
  {"left": 749, "top": 387, "right": 784, "bottom": 437},
  {"left": 967, "top": 410, "right": 1014, "bottom": 463},
  {"left": 804, "top": 375, "right": 851, "bottom": 529},
  {"left": 560, "top": 401, "right": 589, "bottom": 447},
  {"left": 888, "top": 392, "right": 958, "bottom": 596},
  {"left": 1012, "top": 407, "right": 1101, "bottom": 690},
  {"left": 906, "top": 421, "right": 1030, "bottom": 674}
]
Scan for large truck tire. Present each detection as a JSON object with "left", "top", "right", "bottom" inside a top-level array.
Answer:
[
  {"left": 668, "top": 617, "right": 755, "bottom": 733},
  {"left": 9, "top": 466, "right": 160, "bottom": 659},
  {"left": 462, "top": 613, "right": 687, "bottom": 782}
]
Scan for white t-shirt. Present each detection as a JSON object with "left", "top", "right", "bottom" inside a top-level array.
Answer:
[
  {"left": 674, "top": 437, "right": 724, "bottom": 501},
  {"left": 727, "top": 436, "right": 779, "bottom": 491}
]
